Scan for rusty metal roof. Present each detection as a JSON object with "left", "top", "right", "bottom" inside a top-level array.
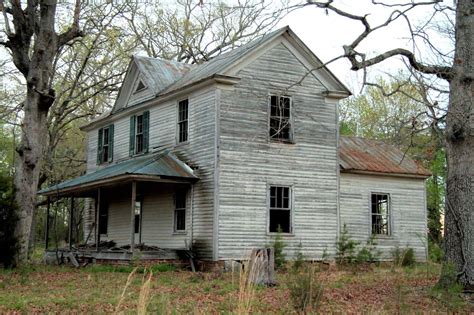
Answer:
[
  {"left": 38, "top": 151, "right": 198, "bottom": 196},
  {"left": 339, "top": 136, "right": 431, "bottom": 177}
]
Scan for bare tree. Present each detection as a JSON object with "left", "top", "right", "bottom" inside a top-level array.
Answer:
[
  {"left": 123, "top": 0, "right": 288, "bottom": 63},
  {"left": 305, "top": 0, "right": 472, "bottom": 289},
  {"left": 0, "top": 0, "right": 84, "bottom": 265}
]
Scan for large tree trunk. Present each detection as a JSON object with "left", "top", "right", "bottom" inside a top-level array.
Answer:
[
  {"left": 11, "top": 0, "right": 59, "bottom": 265},
  {"left": 443, "top": 0, "right": 473, "bottom": 290},
  {"left": 14, "top": 91, "right": 50, "bottom": 263}
]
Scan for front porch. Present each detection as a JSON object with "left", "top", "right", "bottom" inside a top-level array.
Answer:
[{"left": 38, "top": 151, "right": 199, "bottom": 265}]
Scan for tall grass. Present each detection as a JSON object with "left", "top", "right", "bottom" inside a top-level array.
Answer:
[
  {"left": 115, "top": 267, "right": 155, "bottom": 314},
  {"left": 236, "top": 250, "right": 266, "bottom": 315},
  {"left": 115, "top": 267, "right": 138, "bottom": 313},
  {"left": 137, "top": 270, "right": 153, "bottom": 315}
]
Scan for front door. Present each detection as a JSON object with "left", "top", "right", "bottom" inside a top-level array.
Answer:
[{"left": 134, "top": 200, "right": 142, "bottom": 244}]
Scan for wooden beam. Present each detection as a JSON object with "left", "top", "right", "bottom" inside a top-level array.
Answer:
[
  {"left": 130, "top": 181, "right": 136, "bottom": 252},
  {"left": 68, "top": 197, "right": 74, "bottom": 250},
  {"left": 45, "top": 197, "right": 50, "bottom": 250},
  {"left": 96, "top": 189, "right": 101, "bottom": 252}
]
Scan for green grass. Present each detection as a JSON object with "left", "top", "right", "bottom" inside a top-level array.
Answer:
[{"left": 0, "top": 262, "right": 472, "bottom": 314}]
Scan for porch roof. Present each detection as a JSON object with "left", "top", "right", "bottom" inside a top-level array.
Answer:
[{"left": 38, "top": 151, "right": 198, "bottom": 197}]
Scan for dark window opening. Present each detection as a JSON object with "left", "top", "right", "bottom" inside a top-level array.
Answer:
[
  {"left": 102, "top": 127, "right": 109, "bottom": 162},
  {"left": 269, "top": 95, "right": 292, "bottom": 142},
  {"left": 371, "top": 193, "right": 390, "bottom": 235},
  {"left": 99, "top": 200, "right": 108, "bottom": 235},
  {"left": 175, "top": 190, "right": 186, "bottom": 231},
  {"left": 178, "top": 99, "right": 189, "bottom": 143},
  {"left": 135, "top": 200, "right": 142, "bottom": 234},
  {"left": 135, "top": 80, "right": 146, "bottom": 93},
  {"left": 269, "top": 186, "right": 291, "bottom": 233},
  {"left": 135, "top": 114, "right": 144, "bottom": 154}
]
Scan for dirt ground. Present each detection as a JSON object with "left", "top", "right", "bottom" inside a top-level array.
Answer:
[{"left": 0, "top": 262, "right": 472, "bottom": 314}]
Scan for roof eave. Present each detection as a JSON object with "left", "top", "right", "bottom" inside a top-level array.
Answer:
[
  {"left": 340, "top": 169, "right": 431, "bottom": 179},
  {"left": 38, "top": 173, "right": 199, "bottom": 197},
  {"left": 80, "top": 74, "right": 240, "bottom": 132}
]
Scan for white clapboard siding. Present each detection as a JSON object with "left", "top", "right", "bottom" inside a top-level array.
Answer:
[
  {"left": 340, "top": 173, "right": 427, "bottom": 261},
  {"left": 217, "top": 43, "right": 339, "bottom": 260},
  {"left": 84, "top": 86, "right": 217, "bottom": 258}
]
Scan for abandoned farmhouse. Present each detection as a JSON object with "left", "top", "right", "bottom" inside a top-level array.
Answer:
[{"left": 39, "top": 26, "right": 431, "bottom": 263}]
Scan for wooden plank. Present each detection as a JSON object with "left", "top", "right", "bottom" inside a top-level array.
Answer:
[
  {"left": 68, "top": 197, "right": 74, "bottom": 250},
  {"left": 130, "top": 181, "right": 136, "bottom": 252},
  {"left": 96, "top": 189, "right": 101, "bottom": 252}
]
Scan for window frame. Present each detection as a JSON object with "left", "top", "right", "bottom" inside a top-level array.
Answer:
[
  {"left": 98, "top": 198, "right": 108, "bottom": 236},
  {"left": 177, "top": 98, "right": 189, "bottom": 144},
  {"left": 267, "top": 184, "right": 294, "bottom": 235},
  {"left": 174, "top": 190, "right": 187, "bottom": 233},
  {"left": 97, "top": 124, "right": 114, "bottom": 165},
  {"left": 135, "top": 114, "right": 144, "bottom": 154},
  {"left": 369, "top": 192, "right": 391, "bottom": 237},
  {"left": 268, "top": 94, "right": 294, "bottom": 143}
]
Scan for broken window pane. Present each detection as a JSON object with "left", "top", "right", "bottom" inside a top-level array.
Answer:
[
  {"left": 371, "top": 193, "right": 390, "bottom": 235},
  {"left": 269, "top": 95, "right": 292, "bottom": 142}
]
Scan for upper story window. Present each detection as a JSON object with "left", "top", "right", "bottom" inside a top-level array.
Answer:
[
  {"left": 129, "top": 111, "right": 149, "bottom": 156},
  {"left": 269, "top": 185, "right": 292, "bottom": 233},
  {"left": 97, "top": 124, "right": 114, "bottom": 164},
  {"left": 371, "top": 193, "right": 390, "bottom": 236},
  {"left": 174, "top": 190, "right": 187, "bottom": 232},
  {"left": 269, "top": 95, "right": 293, "bottom": 142},
  {"left": 177, "top": 99, "right": 189, "bottom": 143}
]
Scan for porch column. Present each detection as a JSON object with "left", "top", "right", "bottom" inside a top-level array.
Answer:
[
  {"left": 96, "top": 189, "right": 101, "bottom": 252},
  {"left": 68, "top": 197, "right": 74, "bottom": 250},
  {"left": 130, "top": 181, "right": 136, "bottom": 252},
  {"left": 45, "top": 197, "right": 50, "bottom": 250}
]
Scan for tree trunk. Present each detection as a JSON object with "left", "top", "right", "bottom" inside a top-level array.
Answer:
[
  {"left": 443, "top": 0, "right": 473, "bottom": 290},
  {"left": 14, "top": 89, "right": 51, "bottom": 264}
]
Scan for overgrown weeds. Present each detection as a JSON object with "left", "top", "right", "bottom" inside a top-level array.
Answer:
[
  {"left": 391, "top": 247, "right": 415, "bottom": 267},
  {"left": 272, "top": 227, "right": 286, "bottom": 269},
  {"left": 236, "top": 250, "right": 266, "bottom": 315},
  {"left": 288, "top": 263, "right": 324, "bottom": 313},
  {"left": 337, "top": 224, "right": 380, "bottom": 265}
]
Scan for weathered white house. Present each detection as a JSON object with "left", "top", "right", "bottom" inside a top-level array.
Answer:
[{"left": 39, "top": 26, "right": 430, "bottom": 263}]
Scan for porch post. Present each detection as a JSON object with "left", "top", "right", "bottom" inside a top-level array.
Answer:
[
  {"left": 45, "top": 197, "right": 50, "bottom": 250},
  {"left": 130, "top": 181, "right": 136, "bottom": 252},
  {"left": 68, "top": 197, "right": 74, "bottom": 250},
  {"left": 96, "top": 189, "right": 101, "bottom": 252}
]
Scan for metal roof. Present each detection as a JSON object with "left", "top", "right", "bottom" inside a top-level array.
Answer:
[
  {"left": 133, "top": 56, "right": 194, "bottom": 96},
  {"left": 339, "top": 136, "right": 431, "bottom": 177},
  {"left": 38, "top": 151, "right": 198, "bottom": 196}
]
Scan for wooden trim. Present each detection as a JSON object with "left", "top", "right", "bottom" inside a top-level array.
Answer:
[
  {"left": 45, "top": 197, "right": 50, "bottom": 250},
  {"left": 96, "top": 189, "right": 101, "bottom": 252},
  {"left": 69, "top": 197, "right": 74, "bottom": 250},
  {"left": 213, "top": 88, "right": 221, "bottom": 261},
  {"left": 81, "top": 75, "right": 240, "bottom": 132},
  {"left": 39, "top": 174, "right": 197, "bottom": 197},
  {"left": 130, "top": 182, "right": 136, "bottom": 252},
  {"left": 340, "top": 169, "right": 430, "bottom": 179}
]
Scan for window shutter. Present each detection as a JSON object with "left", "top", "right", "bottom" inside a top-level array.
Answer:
[
  {"left": 108, "top": 124, "right": 114, "bottom": 162},
  {"left": 143, "top": 110, "right": 150, "bottom": 153},
  {"left": 129, "top": 115, "right": 136, "bottom": 156},
  {"left": 97, "top": 128, "right": 103, "bottom": 164}
]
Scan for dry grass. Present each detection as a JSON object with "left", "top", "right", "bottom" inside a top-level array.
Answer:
[{"left": 0, "top": 263, "right": 472, "bottom": 313}]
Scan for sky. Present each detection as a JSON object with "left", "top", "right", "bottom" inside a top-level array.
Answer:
[{"left": 275, "top": 0, "right": 454, "bottom": 94}]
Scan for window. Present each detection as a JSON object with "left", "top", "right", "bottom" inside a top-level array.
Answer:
[
  {"left": 269, "top": 95, "right": 292, "bottom": 142},
  {"left": 178, "top": 99, "right": 189, "bottom": 143},
  {"left": 174, "top": 190, "right": 186, "bottom": 232},
  {"left": 97, "top": 124, "right": 114, "bottom": 164},
  {"left": 129, "top": 111, "right": 149, "bottom": 156},
  {"left": 98, "top": 199, "right": 108, "bottom": 235},
  {"left": 269, "top": 186, "right": 291, "bottom": 233},
  {"left": 136, "top": 114, "right": 144, "bottom": 154},
  {"left": 134, "top": 80, "right": 146, "bottom": 93},
  {"left": 371, "top": 193, "right": 390, "bottom": 235},
  {"left": 134, "top": 200, "right": 142, "bottom": 234}
]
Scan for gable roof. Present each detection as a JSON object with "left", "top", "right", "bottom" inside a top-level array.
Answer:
[
  {"left": 38, "top": 151, "right": 198, "bottom": 197},
  {"left": 84, "top": 26, "right": 351, "bottom": 130},
  {"left": 339, "top": 136, "right": 431, "bottom": 178}
]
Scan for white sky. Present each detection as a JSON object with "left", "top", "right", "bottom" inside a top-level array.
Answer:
[{"left": 276, "top": 0, "right": 454, "bottom": 94}]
